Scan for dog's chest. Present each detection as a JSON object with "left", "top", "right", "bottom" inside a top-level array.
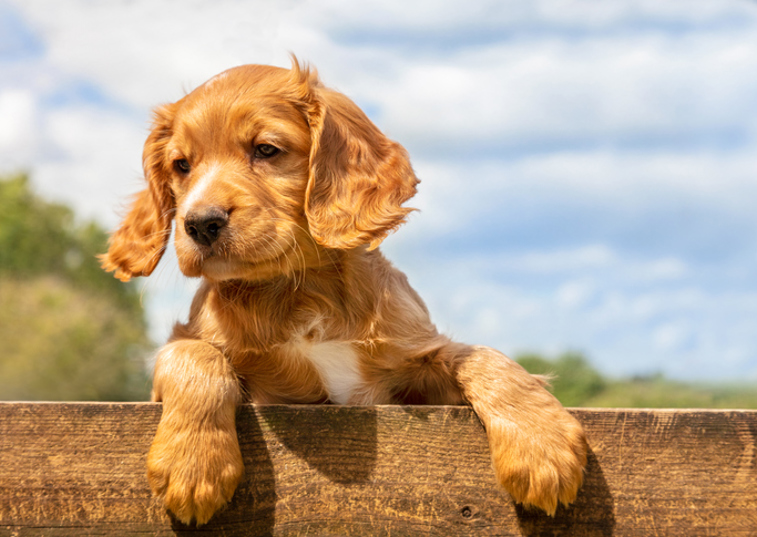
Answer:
[{"left": 284, "top": 338, "right": 364, "bottom": 404}]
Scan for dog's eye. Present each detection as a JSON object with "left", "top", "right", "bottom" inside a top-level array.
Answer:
[
  {"left": 254, "top": 144, "right": 280, "bottom": 159},
  {"left": 173, "top": 159, "right": 190, "bottom": 174}
]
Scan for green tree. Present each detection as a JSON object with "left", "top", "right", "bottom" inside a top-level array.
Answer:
[
  {"left": 517, "top": 351, "right": 607, "bottom": 407},
  {"left": 0, "top": 174, "right": 151, "bottom": 400}
]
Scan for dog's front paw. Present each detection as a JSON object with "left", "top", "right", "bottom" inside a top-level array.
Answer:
[
  {"left": 147, "top": 420, "right": 244, "bottom": 525},
  {"left": 488, "top": 406, "right": 587, "bottom": 515}
]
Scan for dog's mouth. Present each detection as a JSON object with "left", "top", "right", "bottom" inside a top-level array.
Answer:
[{"left": 176, "top": 221, "right": 304, "bottom": 282}]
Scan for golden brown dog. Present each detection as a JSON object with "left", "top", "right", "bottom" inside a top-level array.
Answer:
[{"left": 102, "top": 59, "right": 587, "bottom": 525}]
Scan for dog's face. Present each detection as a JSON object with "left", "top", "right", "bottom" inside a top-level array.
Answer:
[
  {"left": 163, "top": 66, "right": 314, "bottom": 281},
  {"left": 101, "top": 61, "right": 419, "bottom": 282}
]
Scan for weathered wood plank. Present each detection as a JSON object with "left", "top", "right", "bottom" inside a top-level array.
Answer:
[{"left": 0, "top": 404, "right": 755, "bottom": 536}]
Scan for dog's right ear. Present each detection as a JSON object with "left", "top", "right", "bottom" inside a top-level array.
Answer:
[{"left": 100, "top": 104, "right": 177, "bottom": 282}]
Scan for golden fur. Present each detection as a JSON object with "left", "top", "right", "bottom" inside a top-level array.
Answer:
[{"left": 102, "top": 59, "right": 588, "bottom": 525}]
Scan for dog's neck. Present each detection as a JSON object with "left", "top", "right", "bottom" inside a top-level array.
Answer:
[
  {"left": 209, "top": 246, "right": 350, "bottom": 298},
  {"left": 179, "top": 247, "right": 383, "bottom": 355}
]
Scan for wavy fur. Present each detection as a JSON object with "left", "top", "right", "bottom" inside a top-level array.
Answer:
[{"left": 102, "top": 58, "right": 587, "bottom": 525}]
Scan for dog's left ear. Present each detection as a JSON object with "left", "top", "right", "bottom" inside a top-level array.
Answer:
[{"left": 303, "top": 80, "right": 419, "bottom": 250}]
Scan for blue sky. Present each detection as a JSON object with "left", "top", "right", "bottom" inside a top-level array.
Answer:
[{"left": 2, "top": 0, "right": 757, "bottom": 381}]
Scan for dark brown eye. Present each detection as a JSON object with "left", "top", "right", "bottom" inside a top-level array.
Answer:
[
  {"left": 254, "top": 144, "right": 280, "bottom": 159},
  {"left": 173, "top": 159, "right": 190, "bottom": 174}
]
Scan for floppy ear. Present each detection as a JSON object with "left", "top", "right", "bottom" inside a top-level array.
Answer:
[
  {"left": 100, "top": 104, "right": 177, "bottom": 282},
  {"left": 304, "top": 85, "right": 419, "bottom": 250}
]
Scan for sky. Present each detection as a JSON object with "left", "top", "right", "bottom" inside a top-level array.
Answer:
[{"left": 1, "top": 0, "right": 757, "bottom": 381}]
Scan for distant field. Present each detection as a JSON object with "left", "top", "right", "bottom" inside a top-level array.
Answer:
[
  {"left": 581, "top": 377, "right": 757, "bottom": 409},
  {"left": 516, "top": 353, "right": 757, "bottom": 409}
]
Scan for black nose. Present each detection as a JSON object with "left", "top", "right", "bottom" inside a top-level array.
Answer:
[{"left": 184, "top": 207, "right": 229, "bottom": 247}]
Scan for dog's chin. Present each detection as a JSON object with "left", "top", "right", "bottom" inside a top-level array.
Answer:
[
  {"left": 209, "top": 258, "right": 285, "bottom": 282},
  {"left": 174, "top": 233, "right": 332, "bottom": 282},
  {"left": 178, "top": 254, "right": 291, "bottom": 283}
]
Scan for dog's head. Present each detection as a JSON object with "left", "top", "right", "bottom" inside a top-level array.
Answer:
[{"left": 101, "top": 60, "right": 418, "bottom": 282}]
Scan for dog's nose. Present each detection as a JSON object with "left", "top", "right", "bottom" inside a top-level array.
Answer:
[{"left": 184, "top": 207, "right": 229, "bottom": 247}]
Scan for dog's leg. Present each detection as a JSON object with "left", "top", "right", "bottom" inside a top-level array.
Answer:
[
  {"left": 147, "top": 339, "right": 244, "bottom": 525},
  {"left": 452, "top": 344, "right": 588, "bottom": 515}
]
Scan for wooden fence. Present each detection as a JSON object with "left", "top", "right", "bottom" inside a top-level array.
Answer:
[{"left": 1, "top": 403, "right": 755, "bottom": 536}]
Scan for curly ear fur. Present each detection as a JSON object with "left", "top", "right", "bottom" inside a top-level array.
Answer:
[
  {"left": 100, "top": 104, "right": 176, "bottom": 282},
  {"left": 297, "top": 64, "right": 419, "bottom": 250}
]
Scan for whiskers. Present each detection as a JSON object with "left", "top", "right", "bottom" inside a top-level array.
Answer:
[
  {"left": 260, "top": 212, "right": 344, "bottom": 284},
  {"left": 160, "top": 207, "right": 178, "bottom": 222}
]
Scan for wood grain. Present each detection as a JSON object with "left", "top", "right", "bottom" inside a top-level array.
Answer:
[{"left": 0, "top": 404, "right": 755, "bottom": 536}]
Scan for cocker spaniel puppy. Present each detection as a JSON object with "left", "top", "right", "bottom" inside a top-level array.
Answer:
[{"left": 102, "top": 59, "right": 587, "bottom": 525}]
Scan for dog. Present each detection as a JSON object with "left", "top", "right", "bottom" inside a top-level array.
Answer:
[{"left": 101, "top": 59, "right": 588, "bottom": 525}]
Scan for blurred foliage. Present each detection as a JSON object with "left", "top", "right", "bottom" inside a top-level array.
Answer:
[
  {"left": 0, "top": 174, "right": 151, "bottom": 400},
  {"left": 517, "top": 352, "right": 607, "bottom": 407},
  {"left": 517, "top": 353, "right": 757, "bottom": 409}
]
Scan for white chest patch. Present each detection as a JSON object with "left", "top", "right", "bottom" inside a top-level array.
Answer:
[{"left": 301, "top": 341, "right": 363, "bottom": 404}]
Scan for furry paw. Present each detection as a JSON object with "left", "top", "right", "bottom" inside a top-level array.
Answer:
[
  {"left": 488, "top": 406, "right": 587, "bottom": 515},
  {"left": 147, "top": 420, "right": 244, "bottom": 525}
]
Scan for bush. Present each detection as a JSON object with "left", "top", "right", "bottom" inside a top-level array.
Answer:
[
  {"left": 0, "top": 277, "right": 150, "bottom": 400},
  {"left": 516, "top": 352, "right": 757, "bottom": 409},
  {"left": 0, "top": 174, "right": 151, "bottom": 400},
  {"left": 517, "top": 352, "right": 606, "bottom": 407}
]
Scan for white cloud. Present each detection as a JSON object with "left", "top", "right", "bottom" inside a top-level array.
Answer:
[
  {"left": 494, "top": 245, "right": 620, "bottom": 274},
  {"left": 0, "top": 89, "right": 38, "bottom": 164},
  {"left": 13, "top": 0, "right": 757, "bottom": 166},
  {"left": 401, "top": 148, "right": 757, "bottom": 242},
  {"left": 14, "top": 0, "right": 757, "bottom": 152},
  {"left": 653, "top": 321, "right": 692, "bottom": 353},
  {"left": 32, "top": 105, "right": 146, "bottom": 224},
  {"left": 510, "top": 150, "right": 757, "bottom": 210},
  {"left": 357, "top": 30, "right": 757, "bottom": 153},
  {"left": 556, "top": 279, "right": 595, "bottom": 309},
  {"left": 412, "top": 244, "right": 690, "bottom": 290},
  {"left": 5, "top": 3, "right": 303, "bottom": 121},
  {"left": 302, "top": 0, "right": 757, "bottom": 33}
]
